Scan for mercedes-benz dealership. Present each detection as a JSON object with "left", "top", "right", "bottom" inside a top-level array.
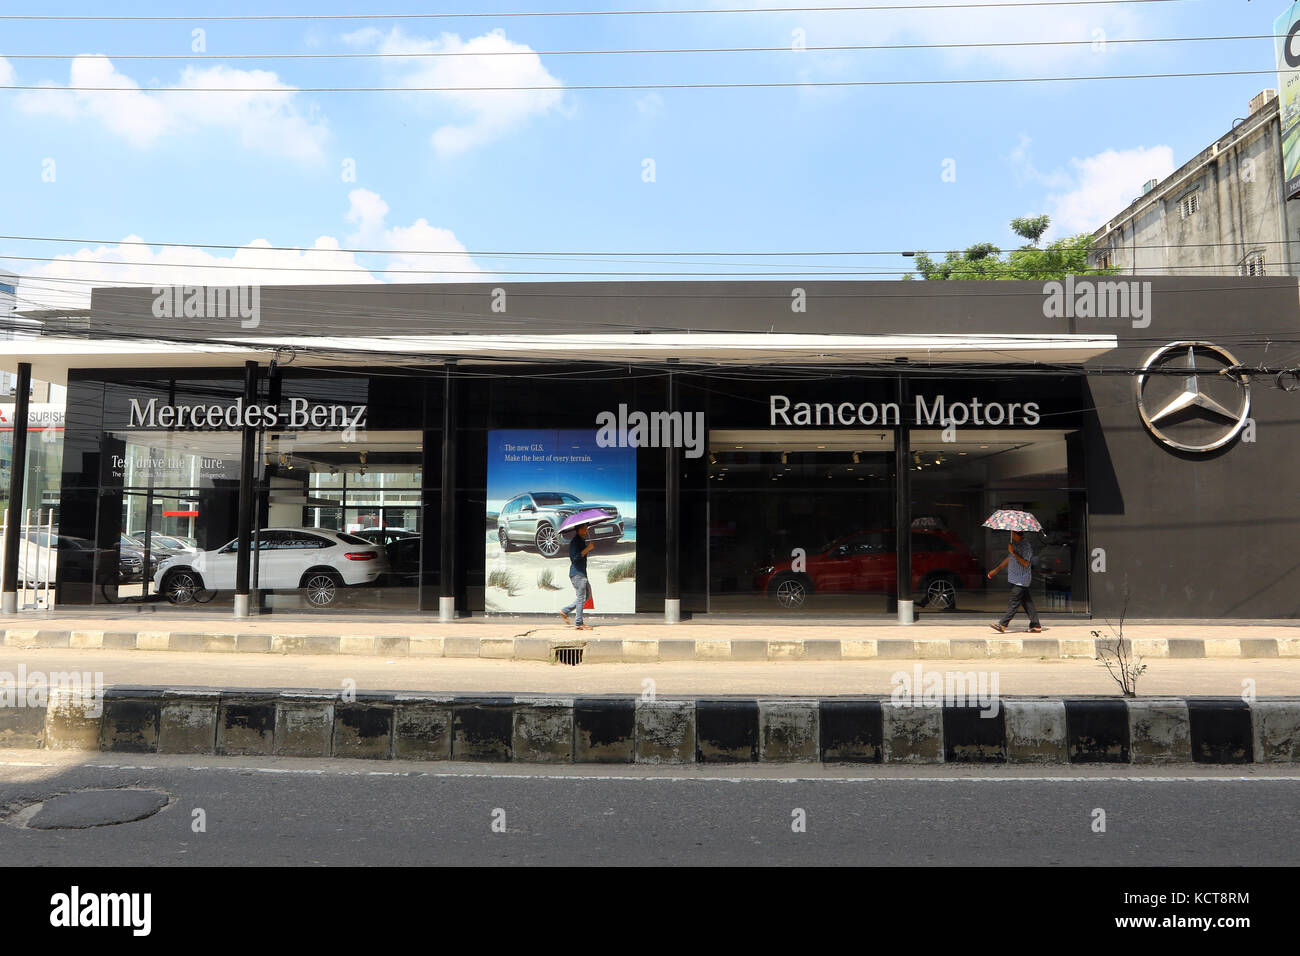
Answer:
[{"left": 1, "top": 276, "right": 1292, "bottom": 620}]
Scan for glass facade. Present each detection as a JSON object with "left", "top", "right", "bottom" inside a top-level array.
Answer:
[{"left": 51, "top": 365, "right": 1089, "bottom": 617}]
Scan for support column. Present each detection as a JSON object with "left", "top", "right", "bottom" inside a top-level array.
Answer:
[
  {"left": 233, "top": 361, "right": 258, "bottom": 618},
  {"left": 664, "top": 370, "right": 680, "bottom": 623},
  {"left": 439, "top": 362, "right": 457, "bottom": 622},
  {"left": 895, "top": 374, "right": 913, "bottom": 625},
  {"left": 1, "top": 362, "right": 32, "bottom": 614}
]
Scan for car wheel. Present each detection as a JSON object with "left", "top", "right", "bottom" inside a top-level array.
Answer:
[
  {"left": 163, "top": 570, "right": 204, "bottom": 606},
  {"left": 771, "top": 573, "right": 811, "bottom": 610},
  {"left": 498, "top": 527, "right": 518, "bottom": 552},
  {"left": 302, "top": 571, "right": 342, "bottom": 608},
  {"left": 535, "top": 524, "right": 562, "bottom": 558},
  {"left": 920, "top": 574, "right": 959, "bottom": 611}
]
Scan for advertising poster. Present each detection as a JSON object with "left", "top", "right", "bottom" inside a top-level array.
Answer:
[
  {"left": 486, "top": 429, "right": 637, "bottom": 615},
  {"left": 1276, "top": 2, "right": 1300, "bottom": 199}
]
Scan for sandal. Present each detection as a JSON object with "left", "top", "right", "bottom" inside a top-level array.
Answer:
[{"left": 990, "top": 623, "right": 1007, "bottom": 633}]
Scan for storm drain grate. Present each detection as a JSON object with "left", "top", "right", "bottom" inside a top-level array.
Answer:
[{"left": 554, "top": 645, "right": 585, "bottom": 666}]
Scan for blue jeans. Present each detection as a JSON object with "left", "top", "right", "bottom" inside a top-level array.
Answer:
[{"left": 561, "top": 572, "right": 589, "bottom": 625}]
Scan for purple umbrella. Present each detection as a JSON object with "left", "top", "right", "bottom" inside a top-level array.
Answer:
[{"left": 558, "top": 508, "right": 617, "bottom": 535}]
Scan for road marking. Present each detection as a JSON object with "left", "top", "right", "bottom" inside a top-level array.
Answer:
[{"left": 1, "top": 760, "right": 1298, "bottom": 784}]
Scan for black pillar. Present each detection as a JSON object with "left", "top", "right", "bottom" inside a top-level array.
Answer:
[
  {"left": 439, "top": 361, "right": 457, "bottom": 619},
  {"left": 1, "top": 362, "right": 32, "bottom": 612},
  {"left": 894, "top": 374, "right": 912, "bottom": 621},
  {"left": 233, "top": 361, "right": 258, "bottom": 617},
  {"left": 665, "top": 371, "right": 680, "bottom": 620}
]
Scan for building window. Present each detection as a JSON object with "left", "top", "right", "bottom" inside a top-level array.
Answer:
[
  {"left": 1240, "top": 252, "right": 1266, "bottom": 277},
  {"left": 1096, "top": 250, "right": 1113, "bottom": 270},
  {"left": 1179, "top": 192, "right": 1200, "bottom": 220}
]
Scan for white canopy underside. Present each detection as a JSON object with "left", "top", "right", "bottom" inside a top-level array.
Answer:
[{"left": 0, "top": 332, "right": 1117, "bottom": 385}]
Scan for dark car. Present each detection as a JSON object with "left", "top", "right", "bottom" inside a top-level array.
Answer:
[
  {"left": 119, "top": 533, "right": 181, "bottom": 583},
  {"left": 1034, "top": 532, "right": 1075, "bottom": 591},
  {"left": 753, "top": 529, "right": 984, "bottom": 610},
  {"left": 354, "top": 528, "right": 418, "bottom": 548},
  {"left": 383, "top": 536, "right": 421, "bottom": 587},
  {"left": 496, "top": 492, "right": 623, "bottom": 558}
]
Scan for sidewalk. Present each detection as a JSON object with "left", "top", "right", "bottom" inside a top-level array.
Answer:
[
  {"left": 3, "top": 611, "right": 1299, "bottom": 662},
  {"left": 4, "top": 648, "right": 1299, "bottom": 696}
]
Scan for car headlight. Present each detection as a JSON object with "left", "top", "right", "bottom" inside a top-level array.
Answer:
[{"left": 758, "top": 566, "right": 774, "bottom": 575}]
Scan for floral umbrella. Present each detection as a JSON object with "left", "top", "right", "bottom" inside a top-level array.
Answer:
[
  {"left": 558, "top": 508, "right": 616, "bottom": 535},
  {"left": 981, "top": 509, "right": 1043, "bottom": 533}
]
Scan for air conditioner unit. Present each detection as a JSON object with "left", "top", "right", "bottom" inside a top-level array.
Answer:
[{"left": 1141, "top": 179, "right": 1159, "bottom": 196}]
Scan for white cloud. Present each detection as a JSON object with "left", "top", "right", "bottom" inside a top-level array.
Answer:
[
  {"left": 13, "top": 55, "right": 329, "bottom": 161},
  {"left": 1009, "top": 136, "right": 1176, "bottom": 235},
  {"left": 344, "top": 188, "right": 479, "bottom": 277},
  {"left": 0, "top": 56, "right": 16, "bottom": 87},
  {"left": 1047, "top": 146, "right": 1177, "bottom": 234},
  {"left": 16, "top": 191, "right": 482, "bottom": 311},
  {"left": 346, "top": 27, "right": 565, "bottom": 156}
]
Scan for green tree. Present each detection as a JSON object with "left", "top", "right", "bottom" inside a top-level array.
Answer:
[{"left": 908, "top": 215, "right": 1110, "bottom": 280}]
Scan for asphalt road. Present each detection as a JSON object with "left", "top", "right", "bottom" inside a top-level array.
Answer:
[{"left": 1, "top": 752, "right": 1297, "bottom": 866}]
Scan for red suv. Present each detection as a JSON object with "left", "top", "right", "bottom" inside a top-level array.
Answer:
[{"left": 753, "top": 529, "right": 983, "bottom": 611}]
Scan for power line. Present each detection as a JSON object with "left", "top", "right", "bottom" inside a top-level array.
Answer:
[
  {"left": 0, "top": 33, "right": 1275, "bottom": 61},
  {"left": 0, "top": 68, "right": 1280, "bottom": 94},
  {"left": 6, "top": 250, "right": 1299, "bottom": 278},
  {"left": 0, "top": 1, "right": 1197, "bottom": 23},
  {"left": 6, "top": 233, "right": 1300, "bottom": 258}
]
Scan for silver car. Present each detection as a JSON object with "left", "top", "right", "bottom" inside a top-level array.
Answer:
[{"left": 496, "top": 492, "right": 623, "bottom": 558}]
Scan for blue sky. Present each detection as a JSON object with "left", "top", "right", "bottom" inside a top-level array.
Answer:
[{"left": 0, "top": 0, "right": 1289, "bottom": 308}]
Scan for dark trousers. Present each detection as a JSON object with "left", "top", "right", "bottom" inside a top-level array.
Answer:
[{"left": 999, "top": 584, "right": 1041, "bottom": 628}]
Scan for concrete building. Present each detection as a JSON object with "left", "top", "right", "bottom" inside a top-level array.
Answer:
[{"left": 1090, "top": 91, "right": 1298, "bottom": 277}]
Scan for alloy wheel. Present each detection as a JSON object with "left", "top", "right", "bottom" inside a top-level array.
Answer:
[
  {"left": 304, "top": 573, "right": 338, "bottom": 608},
  {"left": 535, "top": 525, "right": 561, "bottom": 557},
  {"left": 166, "top": 571, "right": 200, "bottom": 605},
  {"left": 927, "top": 577, "right": 957, "bottom": 610},
  {"left": 776, "top": 578, "right": 807, "bottom": 609}
]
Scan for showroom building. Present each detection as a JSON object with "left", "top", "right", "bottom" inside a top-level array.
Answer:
[{"left": 0, "top": 276, "right": 1294, "bottom": 621}]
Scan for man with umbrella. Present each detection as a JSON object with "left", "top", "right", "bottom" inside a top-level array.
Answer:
[
  {"left": 558, "top": 508, "right": 612, "bottom": 630},
  {"left": 983, "top": 509, "right": 1043, "bottom": 634}
]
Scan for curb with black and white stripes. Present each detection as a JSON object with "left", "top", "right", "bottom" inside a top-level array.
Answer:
[
  {"left": 2, "top": 689, "right": 1298, "bottom": 764},
  {"left": 5, "top": 628, "right": 1298, "bottom": 661}
]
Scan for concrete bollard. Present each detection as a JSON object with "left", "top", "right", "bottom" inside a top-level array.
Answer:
[
  {"left": 99, "top": 691, "right": 164, "bottom": 753},
  {"left": 42, "top": 685, "right": 104, "bottom": 751},
  {"left": 159, "top": 692, "right": 219, "bottom": 754},
  {"left": 452, "top": 697, "right": 515, "bottom": 761},
  {"left": 818, "top": 699, "right": 883, "bottom": 763},
  {"left": 1003, "top": 699, "right": 1068, "bottom": 763},
  {"left": 1250, "top": 700, "right": 1300, "bottom": 763},
  {"left": 217, "top": 695, "right": 277, "bottom": 756},
  {"left": 758, "top": 700, "right": 819, "bottom": 762},
  {"left": 882, "top": 704, "right": 944, "bottom": 763},
  {"left": 274, "top": 695, "right": 335, "bottom": 757},
  {"left": 634, "top": 699, "right": 695, "bottom": 764},
  {"left": 512, "top": 696, "right": 574, "bottom": 763},
  {"left": 1126, "top": 699, "right": 1192, "bottom": 764},
  {"left": 695, "top": 699, "right": 759, "bottom": 763},
  {"left": 392, "top": 697, "right": 454, "bottom": 760},
  {"left": 333, "top": 700, "right": 395, "bottom": 760},
  {"left": 574, "top": 697, "right": 636, "bottom": 763}
]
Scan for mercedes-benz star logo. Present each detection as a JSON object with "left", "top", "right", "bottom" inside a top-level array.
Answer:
[{"left": 1135, "top": 341, "right": 1251, "bottom": 453}]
